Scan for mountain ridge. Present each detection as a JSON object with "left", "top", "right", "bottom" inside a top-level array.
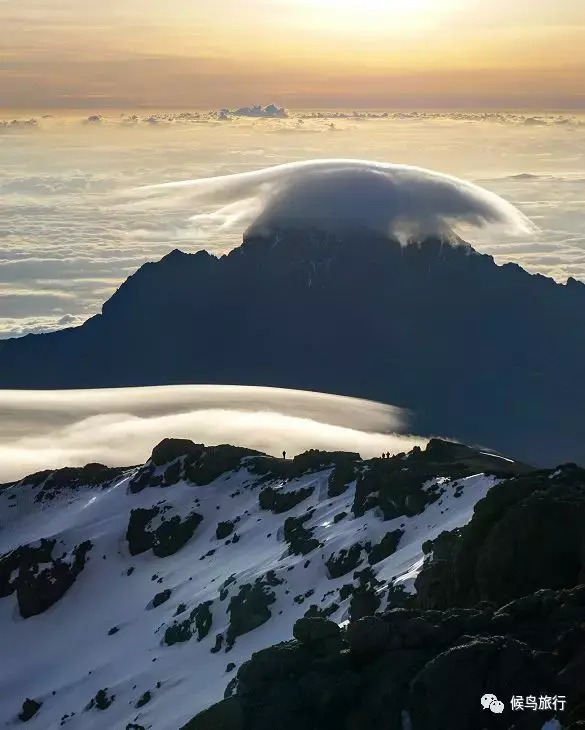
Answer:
[
  {"left": 2, "top": 228, "right": 585, "bottom": 466},
  {"left": 2, "top": 436, "right": 585, "bottom": 730}
]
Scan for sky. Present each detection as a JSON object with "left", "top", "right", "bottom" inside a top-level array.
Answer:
[{"left": 1, "top": 0, "right": 585, "bottom": 110}]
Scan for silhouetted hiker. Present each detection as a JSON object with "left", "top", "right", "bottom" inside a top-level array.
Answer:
[
  {"left": 283, "top": 451, "right": 286, "bottom": 460},
  {"left": 386, "top": 452, "right": 391, "bottom": 459}
]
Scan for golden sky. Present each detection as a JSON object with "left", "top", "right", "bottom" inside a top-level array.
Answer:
[{"left": 1, "top": 0, "right": 584, "bottom": 110}]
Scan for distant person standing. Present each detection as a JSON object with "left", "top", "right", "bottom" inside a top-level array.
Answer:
[{"left": 283, "top": 450, "right": 286, "bottom": 460}]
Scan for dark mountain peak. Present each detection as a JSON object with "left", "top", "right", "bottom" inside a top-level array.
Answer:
[
  {"left": 99, "top": 247, "right": 219, "bottom": 320},
  {"left": 237, "top": 224, "right": 477, "bottom": 264},
  {"left": 2, "top": 227, "right": 585, "bottom": 466},
  {"left": 160, "top": 248, "right": 213, "bottom": 264},
  {"left": 567, "top": 275, "right": 585, "bottom": 290},
  {"left": 162, "top": 247, "right": 188, "bottom": 261}
]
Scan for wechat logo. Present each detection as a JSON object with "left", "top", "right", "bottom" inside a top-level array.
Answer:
[{"left": 481, "top": 694, "right": 505, "bottom": 714}]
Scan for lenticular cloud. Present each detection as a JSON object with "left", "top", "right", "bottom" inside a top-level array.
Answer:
[{"left": 123, "top": 159, "right": 537, "bottom": 242}]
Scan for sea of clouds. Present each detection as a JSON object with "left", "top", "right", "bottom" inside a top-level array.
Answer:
[
  {"left": 1, "top": 109, "right": 585, "bottom": 338},
  {"left": 0, "top": 385, "right": 427, "bottom": 482}
]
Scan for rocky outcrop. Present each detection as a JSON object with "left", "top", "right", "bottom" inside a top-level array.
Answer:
[
  {"left": 345, "top": 615, "right": 390, "bottom": 656},
  {"left": 258, "top": 485, "right": 314, "bottom": 514},
  {"left": 128, "top": 441, "right": 262, "bottom": 492},
  {"left": 151, "top": 439, "right": 205, "bottom": 467},
  {"left": 410, "top": 636, "right": 552, "bottom": 730},
  {"left": 183, "top": 445, "right": 261, "bottom": 486},
  {"left": 328, "top": 458, "right": 358, "bottom": 497},
  {"left": 125, "top": 507, "right": 202, "bottom": 558},
  {"left": 181, "top": 463, "right": 585, "bottom": 730},
  {"left": 152, "top": 589, "right": 172, "bottom": 608},
  {"left": 325, "top": 543, "right": 365, "bottom": 579},
  {"left": 179, "top": 697, "right": 244, "bottom": 730},
  {"left": 293, "top": 617, "right": 342, "bottom": 652},
  {"left": 216, "top": 520, "right": 235, "bottom": 540},
  {"left": 352, "top": 440, "right": 493, "bottom": 519},
  {"left": 291, "top": 450, "right": 360, "bottom": 477},
  {"left": 183, "top": 586, "right": 585, "bottom": 730},
  {"left": 415, "top": 464, "right": 585, "bottom": 608},
  {"left": 18, "top": 699, "right": 42, "bottom": 722},
  {"left": 283, "top": 512, "right": 320, "bottom": 556},
  {"left": 247, "top": 451, "right": 360, "bottom": 486},
  {"left": 226, "top": 578, "right": 278, "bottom": 649},
  {"left": 86, "top": 688, "right": 115, "bottom": 711},
  {"left": 8, "top": 463, "right": 126, "bottom": 502},
  {"left": 0, "top": 539, "right": 93, "bottom": 618},
  {"left": 164, "top": 601, "right": 213, "bottom": 645},
  {"left": 367, "top": 529, "right": 403, "bottom": 565}
]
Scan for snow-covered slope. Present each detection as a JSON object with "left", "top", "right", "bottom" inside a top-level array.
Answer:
[{"left": 0, "top": 439, "right": 527, "bottom": 730}]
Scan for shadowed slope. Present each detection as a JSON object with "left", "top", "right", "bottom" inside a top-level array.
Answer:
[{"left": 1, "top": 229, "right": 585, "bottom": 466}]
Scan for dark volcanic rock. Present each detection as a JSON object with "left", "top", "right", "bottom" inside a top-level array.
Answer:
[
  {"left": 183, "top": 445, "right": 261, "bottom": 486},
  {"left": 179, "top": 697, "right": 245, "bottom": 730},
  {"left": 291, "top": 450, "right": 360, "bottom": 477},
  {"left": 293, "top": 617, "right": 341, "bottom": 646},
  {"left": 3, "top": 228, "right": 585, "bottom": 467},
  {"left": 345, "top": 616, "right": 390, "bottom": 656},
  {"left": 216, "top": 520, "right": 235, "bottom": 540},
  {"left": 152, "top": 513, "right": 203, "bottom": 558},
  {"left": 151, "top": 438, "right": 204, "bottom": 467},
  {"left": 416, "top": 465, "right": 585, "bottom": 608},
  {"left": 125, "top": 507, "right": 202, "bottom": 558},
  {"left": 152, "top": 589, "right": 172, "bottom": 608},
  {"left": 409, "top": 636, "right": 551, "bottom": 730},
  {"left": 258, "top": 485, "right": 314, "bottom": 514},
  {"left": 283, "top": 511, "right": 320, "bottom": 556},
  {"left": 352, "top": 441, "right": 496, "bottom": 519},
  {"left": 367, "top": 529, "right": 403, "bottom": 565},
  {"left": 18, "top": 698, "right": 42, "bottom": 722},
  {"left": 127, "top": 443, "right": 260, "bottom": 493},
  {"left": 164, "top": 601, "right": 213, "bottom": 645},
  {"left": 126, "top": 508, "right": 160, "bottom": 556},
  {"left": 184, "top": 586, "right": 585, "bottom": 730},
  {"left": 177, "top": 451, "right": 585, "bottom": 730},
  {"left": 226, "top": 579, "right": 277, "bottom": 648},
  {"left": 327, "top": 458, "right": 358, "bottom": 497},
  {"left": 325, "top": 543, "right": 364, "bottom": 579},
  {"left": 7, "top": 463, "right": 126, "bottom": 502},
  {"left": 348, "top": 568, "right": 383, "bottom": 622},
  {"left": 1, "top": 539, "right": 93, "bottom": 618},
  {"left": 86, "top": 688, "right": 115, "bottom": 711}
]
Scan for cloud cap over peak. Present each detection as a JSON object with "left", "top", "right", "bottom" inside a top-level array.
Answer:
[{"left": 126, "top": 158, "right": 538, "bottom": 243}]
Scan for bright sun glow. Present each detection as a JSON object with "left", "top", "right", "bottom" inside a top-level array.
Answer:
[
  {"left": 301, "top": 0, "right": 434, "bottom": 13},
  {"left": 290, "top": 0, "right": 451, "bottom": 35}
]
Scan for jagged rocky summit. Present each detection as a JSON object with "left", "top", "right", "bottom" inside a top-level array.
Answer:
[
  {"left": 1, "top": 437, "right": 585, "bottom": 729},
  {"left": 2, "top": 227, "right": 585, "bottom": 466}
]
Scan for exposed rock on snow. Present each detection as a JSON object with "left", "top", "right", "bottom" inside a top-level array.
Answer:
[{"left": 0, "top": 437, "right": 544, "bottom": 729}]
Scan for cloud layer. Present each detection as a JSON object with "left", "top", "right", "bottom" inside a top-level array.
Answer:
[
  {"left": 128, "top": 159, "right": 536, "bottom": 242},
  {"left": 0, "top": 385, "right": 427, "bottom": 483}
]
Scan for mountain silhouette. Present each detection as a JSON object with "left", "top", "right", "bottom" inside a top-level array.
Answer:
[{"left": 2, "top": 227, "right": 585, "bottom": 466}]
